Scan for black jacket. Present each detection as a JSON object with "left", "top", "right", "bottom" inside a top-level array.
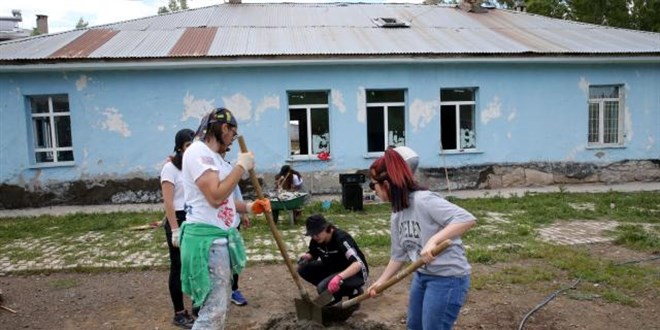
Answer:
[{"left": 308, "top": 228, "right": 369, "bottom": 281}]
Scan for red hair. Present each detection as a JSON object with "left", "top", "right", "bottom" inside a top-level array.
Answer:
[{"left": 369, "top": 148, "right": 424, "bottom": 212}]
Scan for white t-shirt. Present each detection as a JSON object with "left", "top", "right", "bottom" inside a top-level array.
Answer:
[
  {"left": 182, "top": 140, "right": 239, "bottom": 230},
  {"left": 160, "top": 161, "right": 186, "bottom": 211}
]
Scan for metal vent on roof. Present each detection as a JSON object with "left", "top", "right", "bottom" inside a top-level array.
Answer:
[{"left": 373, "top": 17, "right": 409, "bottom": 28}]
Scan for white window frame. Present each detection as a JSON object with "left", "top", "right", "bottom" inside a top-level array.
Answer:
[
  {"left": 29, "top": 95, "right": 74, "bottom": 165},
  {"left": 588, "top": 85, "right": 624, "bottom": 147},
  {"left": 287, "top": 91, "right": 330, "bottom": 160},
  {"left": 440, "top": 88, "right": 477, "bottom": 151},
  {"left": 365, "top": 91, "right": 406, "bottom": 153}
]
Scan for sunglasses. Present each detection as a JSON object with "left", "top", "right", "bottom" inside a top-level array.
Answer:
[{"left": 369, "top": 181, "right": 378, "bottom": 191}]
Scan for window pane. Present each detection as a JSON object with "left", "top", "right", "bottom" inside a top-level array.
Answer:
[
  {"left": 52, "top": 95, "right": 70, "bottom": 113},
  {"left": 54, "top": 116, "right": 73, "bottom": 147},
  {"left": 34, "top": 117, "right": 52, "bottom": 148},
  {"left": 31, "top": 97, "right": 50, "bottom": 113},
  {"left": 441, "top": 88, "right": 474, "bottom": 102},
  {"left": 35, "top": 151, "right": 54, "bottom": 163},
  {"left": 604, "top": 101, "right": 619, "bottom": 144},
  {"left": 589, "top": 86, "right": 619, "bottom": 99},
  {"left": 311, "top": 108, "right": 329, "bottom": 154},
  {"left": 388, "top": 106, "right": 405, "bottom": 147},
  {"left": 289, "top": 109, "right": 307, "bottom": 155},
  {"left": 440, "top": 105, "right": 457, "bottom": 150},
  {"left": 58, "top": 151, "right": 74, "bottom": 162},
  {"left": 288, "top": 91, "right": 327, "bottom": 105},
  {"left": 588, "top": 103, "right": 599, "bottom": 143},
  {"left": 459, "top": 104, "right": 475, "bottom": 149},
  {"left": 367, "top": 106, "right": 385, "bottom": 152},
  {"left": 366, "top": 90, "right": 404, "bottom": 103}
]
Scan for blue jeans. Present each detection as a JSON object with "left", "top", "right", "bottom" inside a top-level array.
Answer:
[{"left": 407, "top": 272, "right": 470, "bottom": 330}]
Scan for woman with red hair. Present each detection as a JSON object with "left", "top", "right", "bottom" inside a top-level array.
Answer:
[{"left": 367, "top": 147, "right": 476, "bottom": 330}]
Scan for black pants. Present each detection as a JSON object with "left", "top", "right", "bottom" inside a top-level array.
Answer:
[
  {"left": 297, "top": 260, "right": 365, "bottom": 302},
  {"left": 164, "top": 210, "right": 186, "bottom": 313}
]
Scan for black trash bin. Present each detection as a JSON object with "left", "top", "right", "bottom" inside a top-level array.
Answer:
[{"left": 339, "top": 173, "right": 366, "bottom": 211}]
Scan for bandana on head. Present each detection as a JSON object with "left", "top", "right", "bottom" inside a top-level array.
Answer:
[{"left": 194, "top": 107, "right": 237, "bottom": 140}]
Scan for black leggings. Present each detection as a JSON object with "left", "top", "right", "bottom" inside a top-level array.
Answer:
[{"left": 164, "top": 210, "right": 187, "bottom": 313}]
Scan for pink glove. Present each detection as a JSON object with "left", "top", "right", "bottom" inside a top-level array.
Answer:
[{"left": 327, "top": 275, "right": 343, "bottom": 294}]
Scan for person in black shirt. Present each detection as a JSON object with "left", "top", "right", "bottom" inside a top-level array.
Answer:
[{"left": 297, "top": 214, "right": 369, "bottom": 304}]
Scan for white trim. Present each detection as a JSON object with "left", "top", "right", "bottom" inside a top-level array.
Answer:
[{"left": 1, "top": 56, "right": 658, "bottom": 72}]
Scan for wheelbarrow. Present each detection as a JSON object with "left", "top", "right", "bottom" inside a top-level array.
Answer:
[
  {"left": 270, "top": 193, "right": 307, "bottom": 225},
  {"left": 238, "top": 136, "right": 332, "bottom": 324}
]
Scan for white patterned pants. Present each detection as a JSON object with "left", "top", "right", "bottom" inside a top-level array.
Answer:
[{"left": 192, "top": 240, "right": 231, "bottom": 330}]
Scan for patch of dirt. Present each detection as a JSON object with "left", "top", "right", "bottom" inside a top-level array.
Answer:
[{"left": 0, "top": 243, "right": 657, "bottom": 330}]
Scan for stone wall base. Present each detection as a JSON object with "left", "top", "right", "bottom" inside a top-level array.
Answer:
[{"left": 1, "top": 159, "right": 658, "bottom": 209}]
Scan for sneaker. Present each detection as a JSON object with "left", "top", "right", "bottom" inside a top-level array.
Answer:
[
  {"left": 172, "top": 310, "right": 194, "bottom": 329},
  {"left": 231, "top": 290, "right": 248, "bottom": 306}
]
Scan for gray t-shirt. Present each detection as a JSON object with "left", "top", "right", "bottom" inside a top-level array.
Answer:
[{"left": 390, "top": 190, "right": 475, "bottom": 276}]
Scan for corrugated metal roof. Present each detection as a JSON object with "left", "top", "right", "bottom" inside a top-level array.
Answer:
[{"left": 0, "top": 3, "right": 658, "bottom": 62}]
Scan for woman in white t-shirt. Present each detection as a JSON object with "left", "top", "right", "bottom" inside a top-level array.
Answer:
[
  {"left": 160, "top": 128, "right": 195, "bottom": 328},
  {"left": 180, "top": 108, "right": 270, "bottom": 330}
]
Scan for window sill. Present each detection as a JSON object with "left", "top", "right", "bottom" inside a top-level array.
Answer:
[
  {"left": 585, "top": 145, "right": 626, "bottom": 150},
  {"left": 362, "top": 152, "right": 384, "bottom": 159},
  {"left": 287, "top": 155, "right": 332, "bottom": 162},
  {"left": 28, "top": 161, "right": 76, "bottom": 169},
  {"left": 439, "top": 149, "right": 483, "bottom": 155}
]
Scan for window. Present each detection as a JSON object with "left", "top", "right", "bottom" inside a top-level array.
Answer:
[
  {"left": 366, "top": 89, "right": 406, "bottom": 152},
  {"left": 288, "top": 91, "right": 329, "bottom": 156},
  {"left": 588, "top": 85, "right": 623, "bottom": 146},
  {"left": 28, "top": 95, "right": 74, "bottom": 164},
  {"left": 440, "top": 88, "right": 476, "bottom": 151}
]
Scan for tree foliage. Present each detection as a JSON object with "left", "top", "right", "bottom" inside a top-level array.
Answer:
[
  {"left": 158, "top": 0, "right": 189, "bottom": 14},
  {"left": 75, "top": 17, "right": 89, "bottom": 29}
]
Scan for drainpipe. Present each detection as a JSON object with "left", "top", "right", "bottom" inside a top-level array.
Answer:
[{"left": 36, "top": 14, "right": 48, "bottom": 34}]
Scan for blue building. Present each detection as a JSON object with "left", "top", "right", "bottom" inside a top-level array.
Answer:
[{"left": 1, "top": 3, "right": 658, "bottom": 208}]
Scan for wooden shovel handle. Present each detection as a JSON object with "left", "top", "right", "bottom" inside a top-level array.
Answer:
[
  {"left": 341, "top": 239, "right": 453, "bottom": 308},
  {"left": 237, "top": 136, "right": 311, "bottom": 301}
]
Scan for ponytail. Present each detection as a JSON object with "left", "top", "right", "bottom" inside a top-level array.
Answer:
[{"left": 369, "top": 148, "right": 424, "bottom": 212}]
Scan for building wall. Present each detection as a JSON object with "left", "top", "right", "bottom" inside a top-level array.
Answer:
[{"left": 1, "top": 61, "right": 658, "bottom": 207}]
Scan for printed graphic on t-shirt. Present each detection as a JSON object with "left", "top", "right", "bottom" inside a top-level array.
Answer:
[{"left": 217, "top": 199, "right": 235, "bottom": 227}]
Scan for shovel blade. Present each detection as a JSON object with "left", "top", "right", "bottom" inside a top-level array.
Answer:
[
  {"left": 313, "top": 290, "right": 335, "bottom": 306},
  {"left": 294, "top": 298, "right": 323, "bottom": 324}
]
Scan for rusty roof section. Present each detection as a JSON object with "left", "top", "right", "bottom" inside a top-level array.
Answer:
[
  {"left": 0, "top": 3, "right": 658, "bottom": 63},
  {"left": 168, "top": 27, "right": 218, "bottom": 57},
  {"left": 48, "top": 29, "right": 119, "bottom": 58}
]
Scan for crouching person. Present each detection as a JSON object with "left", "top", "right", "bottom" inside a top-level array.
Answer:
[{"left": 297, "top": 214, "right": 369, "bottom": 305}]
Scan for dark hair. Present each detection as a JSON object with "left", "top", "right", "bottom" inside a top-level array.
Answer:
[
  {"left": 369, "top": 147, "right": 424, "bottom": 212},
  {"left": 171, "top": 128, "right": 195, "bottom": 170},
  {"left": 276, "top": 165, "right": 302, "bottom": 191}
]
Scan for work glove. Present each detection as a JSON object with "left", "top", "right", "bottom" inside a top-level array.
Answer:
[
  {"left": 171, "top": 228, "right": 180, "bottom": 248},
  {"left": 247, "top": 198, "right": 271, "bottom": 215},
  {"left": 327, "top": 274, "right": 343, "bottom": 294},
  {"left": 236, "top": 151, "right": 255, "bottom": 172}
]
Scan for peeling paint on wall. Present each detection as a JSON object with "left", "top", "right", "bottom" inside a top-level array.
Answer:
[
  {"left": 256, "top": 95, "right": 279, "bottom": 121},
  {"left": 356, "top": 87, "right": 366, "bottom": 123},
  {"left": 223, "top": 93, "right": 252, "bottom": 121},
  {"left": 100, "top": 107, "right": 131, "bottom": 137},
  {"left": 332, "top": 89, "right": 346, "bottom": 113},
  {"left": 578, "top": 77, "right": 589, "bottom": 95},
  {"left": 76, "top": 75, "right": 89, "bottom": 91},
  {"left": 182, "top": 92, "right": 214, "bottom": 121},
  {"left": 507, "top": 132, "right": 512, "bottom": 140},
  {"left": 157, "top": 125, "right": 165, "bottom": 131},
  {"left": 507, "top": 110, "right": 516, "bottom": 122},
  {"left": 625, "top": 106, "right": 633, "bottom": 142},
  {"left": 646, "top": 135, "right": 655, "bottom": 151},
  {"left": 565, "top": 144, "right": 585, "bottom": 161},
  {"left": 409, "top": 99, "right": 437, "bottom": 132},
  {"left": 481, "top": 96, "right": 502, "bottom": 124}
]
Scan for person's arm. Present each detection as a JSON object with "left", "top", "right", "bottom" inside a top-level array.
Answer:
[
  {"left": 195, "top": 166, "right": 245, "bottom": 208},
  {"left": 367, "top": 259, "right": 404, "bottom": 297},
  {"left": 420, "top": 221, "right": 475, "bottom": 262},
  {"left": 161, "top": 181, "right": 178, "bottom": 230}
]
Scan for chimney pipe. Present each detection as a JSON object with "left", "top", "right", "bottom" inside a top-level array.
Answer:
[
  {"left": 36, "top": 14, "right": 48, "bottom": 34},
  {"left": 227, "top": 0, "right": 242, "bottom": 4}
]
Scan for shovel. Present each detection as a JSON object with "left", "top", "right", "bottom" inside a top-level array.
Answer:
[
  {"left": 237, "top": 136, "right": 332, "bottom": 323},
  {"left": 326, "top": 239, "right": 453, "bottom": 314}
]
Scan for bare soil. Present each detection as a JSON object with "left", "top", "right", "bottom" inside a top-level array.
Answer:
[{"left": 0, "top": 243, "right": 658, "bottom": 330}]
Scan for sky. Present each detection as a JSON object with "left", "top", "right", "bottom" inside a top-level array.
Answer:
[{"left": 1, "top": 0, "right": 422, "bottom": 34}]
